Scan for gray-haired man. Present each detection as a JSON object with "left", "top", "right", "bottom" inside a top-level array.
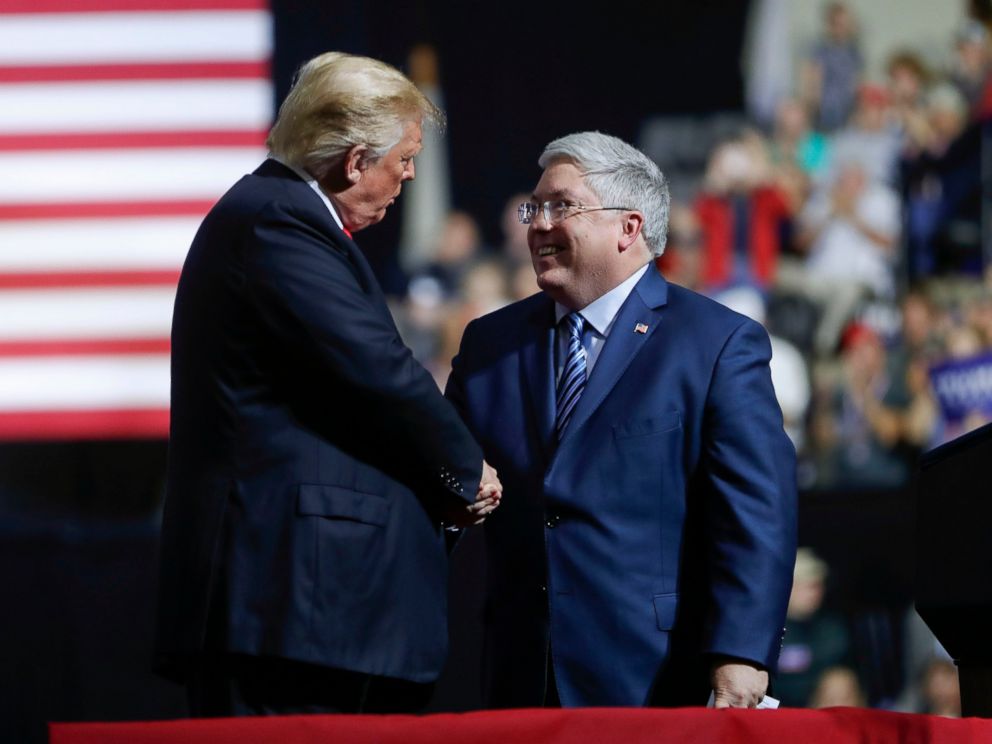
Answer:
[{"left": 446, "top": 131, "right": 796, "bottom": 708}]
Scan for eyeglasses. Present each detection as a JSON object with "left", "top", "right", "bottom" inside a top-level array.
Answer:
[{"left": 517, "top": 200, "right": 633, "bottom": 226}]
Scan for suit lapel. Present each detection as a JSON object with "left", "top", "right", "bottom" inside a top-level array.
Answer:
[
  {"left": 560, "top": 267, "right": 669, "bottom": 443},
  {"left": 258, "top": 159, "right": 382, "bottom": 295},
  {"left": 520, "top": 297, "right": 557, "bottom": 462}
]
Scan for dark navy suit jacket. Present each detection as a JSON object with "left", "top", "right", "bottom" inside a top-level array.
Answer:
[
  {"left": 446, "top": 267, "right": 797, "bottom": 706},
  {"left": 156, "top": 159, "right": 483, "bottom": 683}
]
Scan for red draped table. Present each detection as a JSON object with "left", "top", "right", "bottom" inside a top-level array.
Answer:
[{"left": 49, "top": 706, "right": 992, "bottom": 744}]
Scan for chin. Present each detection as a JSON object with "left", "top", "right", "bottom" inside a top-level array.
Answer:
[
  {"left": 360, "top": 211, "right": 386, "bottom": 229},
  {"left": 534, "top": 272, "right": 564, "bottom": 296}
]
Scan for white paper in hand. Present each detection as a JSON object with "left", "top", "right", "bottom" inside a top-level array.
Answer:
[{"left": 706, "top": 691, "right": 780, "bottom": 709}]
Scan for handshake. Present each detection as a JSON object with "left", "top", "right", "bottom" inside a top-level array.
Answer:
[{"left": 442, "top": 460, "right": 502, "bottom": 529}]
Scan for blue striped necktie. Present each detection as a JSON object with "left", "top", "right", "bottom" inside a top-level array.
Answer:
[{"left": 556, "top": 312, "right": 587, "bottom": 439}]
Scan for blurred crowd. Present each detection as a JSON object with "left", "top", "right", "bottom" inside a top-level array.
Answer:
[
  {"left": 391, "top": 2, "right": 992, "bottom": 499},
  {"left": 777, "top": 547, "right": 960, "bottom": 715},
  {"left": 378, "top": 2, "right": 992, "bottom": 714}
]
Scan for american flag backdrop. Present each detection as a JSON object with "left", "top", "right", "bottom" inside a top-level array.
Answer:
[{"left": 0, "top": 0, "right": 273, "bottom": 440}]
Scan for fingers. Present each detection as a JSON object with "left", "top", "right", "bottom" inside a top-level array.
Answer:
[
  {"left": 467, "top": 496, "right": 498, "bottom": 514},
  {"left": 711, "top": 690, "right": 761, "bottom": 709},
  {"left": 710, "top": 662, "right": 768, "bottom": 709},
  {"left": 476, "top": 482, "right": 501, "bottom": 501},
  {"left": 480, "top": 460, "right": 503, "bottom": 495},
  {"left": 459, "top": 460, "right": 503, "bottom": 527}
]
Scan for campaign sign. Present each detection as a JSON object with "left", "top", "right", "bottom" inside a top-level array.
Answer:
[{"left": 930, "top": 352, "right": 992, "bottom": 426}]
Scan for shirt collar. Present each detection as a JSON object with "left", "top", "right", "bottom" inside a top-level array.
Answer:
[
  {"left": 271, "top": 155, "right": 345, "bottom": 231},
  {"left": 554, "top": 264, "right": 650, "bottom": 334}
]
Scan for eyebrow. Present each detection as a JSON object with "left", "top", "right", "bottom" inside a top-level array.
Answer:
[{"left": 530, "top": 188, "right": 573, "bottom": 201}]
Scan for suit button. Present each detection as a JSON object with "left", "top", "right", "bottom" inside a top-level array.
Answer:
[
  {"left": 540, "top": 584, "right": 547, "bottom": 593},
  {"left": 545, "top": 514, "right": 560, "bottom": 528}
]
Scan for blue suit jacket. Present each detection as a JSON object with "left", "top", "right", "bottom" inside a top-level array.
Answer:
[
  {"left": 156, "top": 160, "right": 483, "bottom": 683},
  {"left": 446, "top": 267, "right": 797, "bottom": 706}
]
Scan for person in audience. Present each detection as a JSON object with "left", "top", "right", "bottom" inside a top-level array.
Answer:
[
  {"left": 157, "top": 51, "right": 499, "bottom": 717},
  {"left": 770, "top": 97, "right": 831, "bottom": 183},
  {"left": 810, "top": 322, "right": 916, "bottom": 490},
  {"left": 510, "top": 259, "right": 542, "bottom": 300},
  {"left": 920, "top": 659, "right": 962, "bottom": 717},
  {"left": 777, "top": 549, "right": 852, "bottom": 707},
  {"left": 830, "top": 83, "right": 902, "bottom": 186},
  {"left": 801, "top": 2, "right": 863, "bottom": 132},
  {"left": 458, "top": 260, "right": 512, "bottom": 323},
  {"left": 408, "top": 210, "right": 487, "bottom": 299},
  {"left": 695, "top": 135, "right": 795, "bottom": 292},
  {"left": 446, "top": 131, "right": 797, "bottom": 709},
  {"left": 950, "top": 19, "right": 992, "bottom": 115},
  {"left": 394, "top": 273, "right": 450, "bottom": 383},
  {"left": 788, "top": 161, "right": 900, "bottom": 355},
  {"left": 901, "top": 82, "right": 981, "bottom": 278},
  {"left": 890, "top": 301, "right": 939, "bottom": 453},
  {"left": 810, "top": 666, "right": 866, "bottom": 708},
  {"left": 656, "top": 202, "right": 705, "bottom": 291},
  {"left": 887, "top": 50, "right": 933, "bottom": 159}
]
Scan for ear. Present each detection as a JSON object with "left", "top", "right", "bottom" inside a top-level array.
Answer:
[
  {"left": 618, "top": 211, "right": 645, "bottom": 252},
  {"left": 343, "top": 144, "right": 370, "bottom": 185}
]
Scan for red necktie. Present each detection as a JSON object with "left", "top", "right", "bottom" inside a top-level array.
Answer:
[{"left": 343, "top": 227, "right": 352, "bottom": 239}]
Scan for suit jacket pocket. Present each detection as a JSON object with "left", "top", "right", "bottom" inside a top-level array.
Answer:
[
  {"left": 297, "top": 483, "right": 390, "bottom": 526},
  {"left": 614, "top": 410, "right": 681, "bottom": 440},
  {"left": 653, "top": 592, "right": 679, "bottom": 631}
]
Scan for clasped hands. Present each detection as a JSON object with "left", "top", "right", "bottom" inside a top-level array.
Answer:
[{"left": 442, "top": 461, "right": 502, "bottom": 528}]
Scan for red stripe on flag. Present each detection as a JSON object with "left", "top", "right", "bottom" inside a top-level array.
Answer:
[
  {"left": 0, "top": 200, "right": 216, "bottom": 220},
  {"left": 0, "top": 61, "right": 270, "bottom": 84},
  {"left": 0, "top": 129, "right": 267, "bottom": 151},
  {"left": 0, "top": 408, "right": 169, "bottom": 441},
  {"left": 0, "top": 270, "right": 181, "bottom": 289},
  {"left": 0, "top": 0, "right": 265, "bottom": 12},
  {"left": 0, "top": 338, "right": 171, "bottom": 357}
]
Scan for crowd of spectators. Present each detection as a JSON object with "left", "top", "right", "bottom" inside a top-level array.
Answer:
[
  {"left": 379, "top": 2, "right": 992, "bottom": 715},
  {"left": 392, "top": 2, "right": 992, "bottom": 498}
]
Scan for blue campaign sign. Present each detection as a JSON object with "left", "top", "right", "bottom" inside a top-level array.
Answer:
[{"left": 930, "top": 353, "right": 992, "bottom": 424}]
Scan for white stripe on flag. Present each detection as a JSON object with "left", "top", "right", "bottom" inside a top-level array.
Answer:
[
  {"left": 0, "top": 354, "right": 169, "bottom": 410},
  {"left": 0, "top": 80, "right": 272, "bottom": 134},
  {"left": 0, "top": 217, "right": 198, "bottom": 271},
  {"left": 0, "top": 11, "right": 271, "bottom": 65},
  {"left": 0, "top": 147, "right": 265, "bottom": 203},
  {"left": 0, "top": 286, "right": 176, "bottom": 340},
  {"left": 0, "top": 2, "right": 273, "bottom": 438}
]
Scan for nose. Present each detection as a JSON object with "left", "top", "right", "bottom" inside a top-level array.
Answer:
[
  {"left": 529, "top": 209, "right": 552, "bottom": 231},
  {"left": 404, "top": 159, "right": 416, "bottom": 181}
]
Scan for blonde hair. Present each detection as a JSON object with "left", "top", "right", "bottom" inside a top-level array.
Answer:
[{"left": 266, "top": 51, "right": 444, "bottom": 181}]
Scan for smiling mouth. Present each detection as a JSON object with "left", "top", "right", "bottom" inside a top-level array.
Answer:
[{"left": 536, "top": 245, "right": 564, "bottom": 257}]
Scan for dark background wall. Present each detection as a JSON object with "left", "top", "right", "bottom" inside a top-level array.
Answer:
[{"left": 271, "top": 0, "right": 751, "bottom": 259}]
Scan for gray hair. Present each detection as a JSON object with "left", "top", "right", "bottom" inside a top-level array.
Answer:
[
  {"left": 538, "top": 131, "right": 670, "bottom": 256},
  {"left": 927, "top": 81, "right": 968, "bottom": 119},
  {"left": 266, "top": 52, "right": 444, "bottom": 181}
]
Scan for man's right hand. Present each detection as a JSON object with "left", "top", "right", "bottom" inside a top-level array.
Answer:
[{"left": 480, "top": 460, "right": 502, "bottom": 498}]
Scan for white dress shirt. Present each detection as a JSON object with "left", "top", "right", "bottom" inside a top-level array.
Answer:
[
  {"left": 272, "top": 155, "right": 345, "bottom": 231},
  {"left": 554, "top": 264, "right": 649, "bottom": 382}
]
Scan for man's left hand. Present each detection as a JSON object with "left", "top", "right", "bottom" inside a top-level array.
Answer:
[{"left": 710, "top": 661, "right": 768, "bottom": 709}]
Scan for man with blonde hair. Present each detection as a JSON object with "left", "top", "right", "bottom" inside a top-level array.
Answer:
[{"left": 157, "top": 51, "right": 499, "bottom": 716}]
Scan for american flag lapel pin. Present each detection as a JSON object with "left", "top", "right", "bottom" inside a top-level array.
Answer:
[{"left": 634, "top": 323, "right": 649, "bottom": 334}]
